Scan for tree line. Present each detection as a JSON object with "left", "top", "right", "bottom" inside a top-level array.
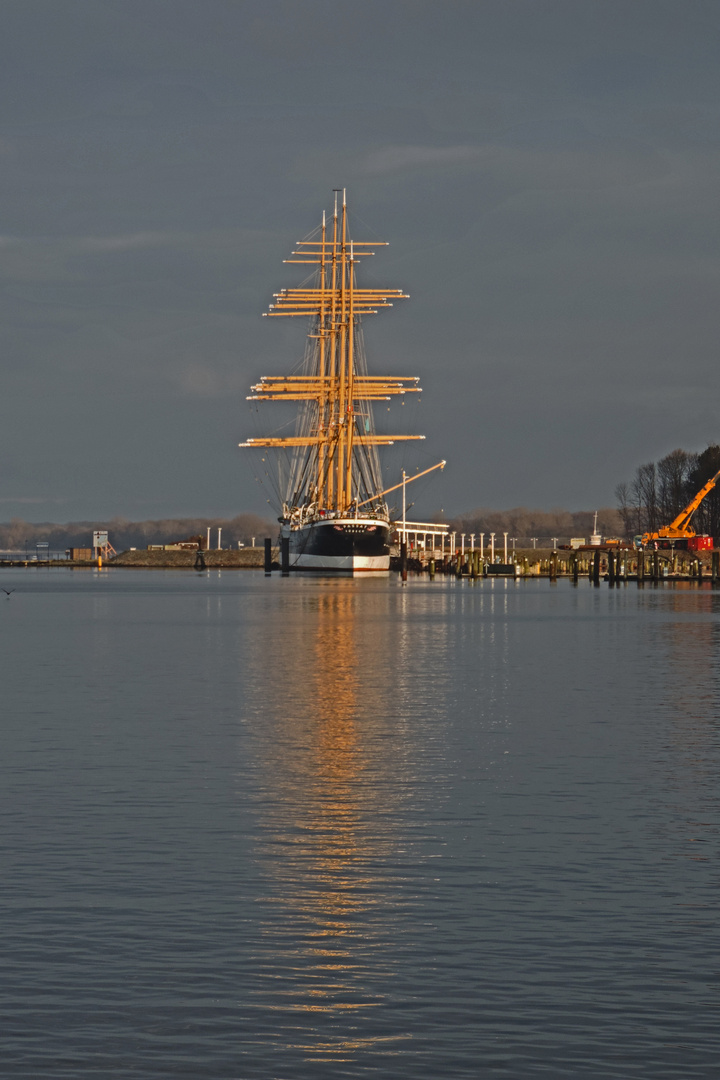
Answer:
[
  {"left": 449, "top": 506, "right": 623, "bottom": 542},
  {"left": 0, "top": 513, "right": 274, "bottom": 553},
  {"left": 8, "top": 451, "right": 720, "bottom": 554},
  {"left": 615, "top": 445, "right": 720, "bottom": 539}
]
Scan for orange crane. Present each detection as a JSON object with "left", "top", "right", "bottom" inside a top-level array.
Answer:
[{"left": 641, "top": 467, "right": 720, "bottom": 547}]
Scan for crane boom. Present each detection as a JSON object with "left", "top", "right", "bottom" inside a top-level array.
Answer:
[{"left": 641, "top": 467, "right": 720, "bottom": 545}]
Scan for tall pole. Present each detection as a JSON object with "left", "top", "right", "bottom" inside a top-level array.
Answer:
[{"left": 400, "top": 468, "right": 408, "bottom": 584}]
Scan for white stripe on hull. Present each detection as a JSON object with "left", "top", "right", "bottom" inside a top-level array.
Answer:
[{"left": 291, "top": 552, "right": 390, "bottom": 572}]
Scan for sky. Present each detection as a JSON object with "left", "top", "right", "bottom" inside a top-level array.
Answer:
[{"left": 3, "top": 0, "right": 720, "bottom": 522}]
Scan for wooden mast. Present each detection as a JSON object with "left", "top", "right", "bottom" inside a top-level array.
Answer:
[{"left": 240, "top": 193, "right": 425, "bottom": 516}]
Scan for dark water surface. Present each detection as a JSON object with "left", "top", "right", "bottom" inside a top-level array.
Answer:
[{"left": 2, "top": 569, "right": 719, "bottom": 1078}]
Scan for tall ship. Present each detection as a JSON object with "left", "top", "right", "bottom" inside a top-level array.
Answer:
[{"left": 240, "top": 191, "right": 425, "bottom": 571}]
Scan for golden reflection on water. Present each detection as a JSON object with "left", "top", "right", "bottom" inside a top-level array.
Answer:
[{"left": 250, "top": 582, "right": 408, "bottom": 1059}]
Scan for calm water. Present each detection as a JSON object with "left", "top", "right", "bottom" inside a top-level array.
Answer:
[{"left": 2, "top": 569, "right": 719, "bottom": 1078}]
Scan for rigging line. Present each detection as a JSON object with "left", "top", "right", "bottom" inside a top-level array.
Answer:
[
  {"left": 342, "top": 205, "right": 385, "bottom": 242},
  {"left": 352, "top": 444, "right": 379, "bottom": 505},
  {"left": 289, "top": 269, "right": 318, "bottom": 290},
  {"left": 261, "top": 459, "right": 283, "bottom": 502},
  {"left": 290, "top": 447, "right": 318, "bottom": 506},
  {"left": 255, "top": 414, "right": 302, "bottom": 437},
  {"left": 294, "top": 220, "right": 323, "bottom": 244}
]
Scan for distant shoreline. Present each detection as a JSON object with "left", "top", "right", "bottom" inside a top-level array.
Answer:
[{"left": 0, "top": 548, "right": 277, "bottom": 570}]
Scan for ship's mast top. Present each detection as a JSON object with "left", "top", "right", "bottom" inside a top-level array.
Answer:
[{"left": 240, "top": 193, "right": 425, "bottom": 515}]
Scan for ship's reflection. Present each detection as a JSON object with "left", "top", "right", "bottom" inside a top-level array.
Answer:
[{"left": 249, "top": 582, "right": 408, "bottom": 1062}]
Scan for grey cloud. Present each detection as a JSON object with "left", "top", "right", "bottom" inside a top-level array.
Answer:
[
  {"left": 2, "top": 0, "right": 720, "bottom": 520},
  {"left": 361, "top": 145, "right": 484, "bottom": 175}
]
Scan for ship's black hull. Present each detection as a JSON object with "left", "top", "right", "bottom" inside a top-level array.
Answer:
[{"left": 285, "top": 518, "right": 391, "bottom": 571}]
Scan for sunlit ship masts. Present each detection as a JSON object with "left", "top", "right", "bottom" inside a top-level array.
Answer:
[{"left": 240, "top": 191, "right": 424, "bottom": 519}]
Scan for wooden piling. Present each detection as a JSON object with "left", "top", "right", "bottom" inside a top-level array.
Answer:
[
  {"left": 592, "top": 549, "right": 601, "bottom": 585},
  {"left": 281, "top": 535, "right": 290, "bottom": 576},
  {"left": 401, "top": 540, "right": 408, "bottom": 583},
  {"left": 264, "top": 537, "right": 272, "bottom": 575},
  {"left": 712, "top": 551, "right": 719, "bottom": 584}
]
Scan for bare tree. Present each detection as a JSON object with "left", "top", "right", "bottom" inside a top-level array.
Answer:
[
  {"left": 631, "top": 462, "right": 658, "bottom": 534},
  {"left": 614, "top": 482, "right": 634, "bottom": 538},
  {"left": 687, "top": 445, "right": 720, "bottom": 539},
  {"left": 657, "top": 449, "right": 692, "bottom": 525}
]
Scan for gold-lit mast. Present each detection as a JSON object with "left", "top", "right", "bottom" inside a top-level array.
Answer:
[{"left": 240, "top": 190, "right": 424, "bottom": 515}]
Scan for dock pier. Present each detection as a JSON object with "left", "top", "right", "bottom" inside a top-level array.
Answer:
[{"left": 389, "top": 541, "right": 719, "bottom": 584}]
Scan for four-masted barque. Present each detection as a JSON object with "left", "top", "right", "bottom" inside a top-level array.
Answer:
[{"left": 240, "top": 191, "right": 425, "bottom": 571}]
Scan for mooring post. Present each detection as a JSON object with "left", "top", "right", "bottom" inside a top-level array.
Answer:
[
  {"left": 281, "top": 536, "right": 290, "bottom": 576},
  {"left": 571, "top": 553, "right": 579, "bottom": 583},
  {"left": 652, "top": 552, "right": 659, "bottom": 581},
  {"left": 712, "top": 550, "right": 719, "bottom": 585},
  {"left": 401, "top": 540, "right": 408, "bottom": 583},
  {"left": 696, "top": 558, "right": 703, "bottom": 582},
  {"left": 607, "top": 550, "right": 615, "bottom": 584},
  {"left": 549, "top": 551, "right": 557, "bottom": 581},
  {"left": 264, "top": 537, "right": 272, "bottom": 575},
  {"left": 429, "top": 557, "right": 435, "bottom": 578},
  {"left": 591, "top": 549, "right": 600, "bottom": 585}
]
